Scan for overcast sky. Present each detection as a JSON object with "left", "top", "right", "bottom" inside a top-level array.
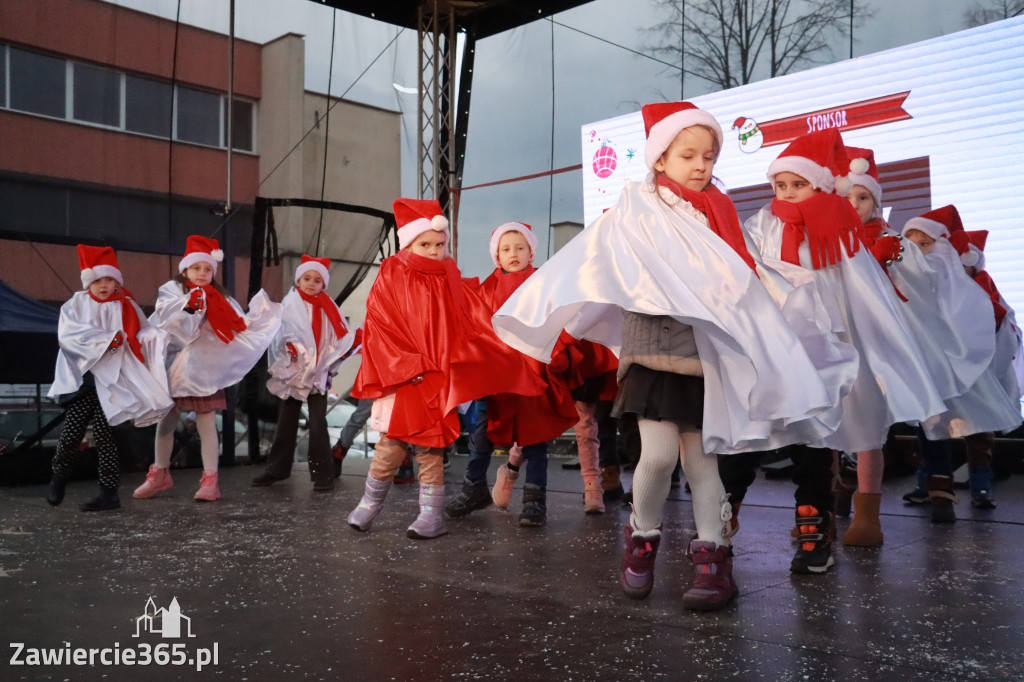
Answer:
[{"left": 107, "top": 0, "right": 979, "bottom": 277}]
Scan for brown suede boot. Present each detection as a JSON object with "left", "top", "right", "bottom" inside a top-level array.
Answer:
[
  {"left": 928, "top": 474, "right": 957, "bottom": 523},
  {"left": 842, "top": 492, "right": 883, "bottom": 547}
]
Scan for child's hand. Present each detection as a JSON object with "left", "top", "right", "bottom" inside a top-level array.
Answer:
[
  {"left": 869, "top": 235, "right": 903, "bottom": 265},
  {"left": 107, "top": 332, "right": 125, "bottom": 353},
  {"left": 286, "top": 342, "right": 298, "bottom": 362},
  {"left": 185, "top": 288, "right": 205, "bottom": 313}
]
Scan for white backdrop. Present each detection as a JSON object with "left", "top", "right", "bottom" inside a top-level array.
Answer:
[{"left": 582, "top": 16, "right": 1024, "bottom": 315}]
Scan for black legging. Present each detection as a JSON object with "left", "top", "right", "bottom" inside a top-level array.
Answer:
[{"left": 52, "top": 389, "right": 119, "bottom": 489}]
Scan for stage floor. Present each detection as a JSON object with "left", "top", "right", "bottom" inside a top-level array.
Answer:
[{"left": 2, "top": 453, "right": 1023, "bottom": 681}]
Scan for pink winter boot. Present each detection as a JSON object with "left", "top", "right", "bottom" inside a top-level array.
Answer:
[
  {"left": 194, "top": 470, "right": 220, "bottom": 502},
  {"left": 133, "top": 465, "right": 174, "bottom": 499}
]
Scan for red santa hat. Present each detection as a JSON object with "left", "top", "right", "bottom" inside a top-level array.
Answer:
[
  {"left": 844, "top": 146, "right": 882, "bottom": 207},
  {"left": 178, "top": 235, "right": 224, "bottom": 273},
  {"left": 77, "top": 244, "right": 123, "bottom": 289},
  {"left": 642, "top": 101, "right": 724, "bottom": 171},
  {"left": 295, "top": 254, "right": 330, "bottom": 286},
  {"left": 902, "top": 205, "right": 964, "bottom": 242},
  {"left": 489, "top": 222, "right": 538, "bottom": 267},
  {"left": 767, "top": 128, "right": 851, "bottom": 194},
  {"left": 949, "top": 229, "right": 988, "bottom": 270},
  {"left": 394, "top": 198, "right": 449, "bottom": 250}
]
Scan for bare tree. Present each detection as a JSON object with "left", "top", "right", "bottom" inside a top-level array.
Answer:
[
  {"left": 644, "top": 0, "right": 873, "bottom": 92},
  {"left": 964, "top": 0, "right": 1024, "bottom": 28}
]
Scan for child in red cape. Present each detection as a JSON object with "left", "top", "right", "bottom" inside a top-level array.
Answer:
[
  {"left": 347, "top": 199, "right": 545, "bottom": 539},
  {"left": 445, "top": 222, "right": 580, "bottom": 527}
]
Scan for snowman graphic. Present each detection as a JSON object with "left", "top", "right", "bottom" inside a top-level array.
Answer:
[{"left": 732, "top": 116, "right": 763, "bottom": 153}]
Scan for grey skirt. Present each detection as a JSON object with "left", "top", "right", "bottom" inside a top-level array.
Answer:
[{"left": 612, "top": 364, "right": 704, "bottom": 431}]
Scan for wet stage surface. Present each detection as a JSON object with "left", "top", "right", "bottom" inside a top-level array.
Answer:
[{"left": 2, "top": 454, "right": 1023, "bottom": 681}]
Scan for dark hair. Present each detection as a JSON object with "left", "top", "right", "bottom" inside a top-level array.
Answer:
[{"left": 175, "top": 271, "right": 228, "bottom": 295}]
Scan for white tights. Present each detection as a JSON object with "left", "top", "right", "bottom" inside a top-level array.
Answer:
[
  {"left": 154, "top": 408, "right": 220, "bottom": 472},
  {"left": 631, "top": 419, "right": 726, "bottom": 546}
]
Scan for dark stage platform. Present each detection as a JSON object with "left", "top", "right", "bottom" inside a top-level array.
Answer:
[{"left": 2, "top": 454, "right": 1023, "bottom": 681}]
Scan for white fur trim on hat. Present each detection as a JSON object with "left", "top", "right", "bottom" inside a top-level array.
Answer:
[
  {"left": 767, "top": 156, "right": 836, "bottom": 193},
  {"left": 295, "top": 261, "right": 330, "bottom": 287},
  {"left": 397, "top": 216, "right": 450, "bottom": 250},
  {"left": 902, "top": 216, "right": 948, "bottom": 241},
  {"left": 846, "top": 172, "right": 882, "bottom": 207},
  {"left": 489, "top": 222, "right": 538, "bottom": 268},
  {"left": 80, "top": 264, "right": 123, "bottom": 289},
  {"left": 645, "top": 110, "right": 724, "bottom": 171},
  {"left": 179, "top": 249, "right": 223, "bottom": 273}
]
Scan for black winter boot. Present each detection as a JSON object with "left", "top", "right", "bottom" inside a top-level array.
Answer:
[
  {"left": 79, "top": 487, "right": 121, "bottom": 512},
  {"left": 445, "top": 478, "right": 492, "bottom": 518},
  {"left": 519, "top": 483, "right": 546, "bottom": 527},
  {"left": 46, "top": 475, "right": 68, "bottom": 507}
]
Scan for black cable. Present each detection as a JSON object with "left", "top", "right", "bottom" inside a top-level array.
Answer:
[
  {"left": 167, "top": 0, "right": 182, "bottom": 272},
  {"left": 314, "top": 8, "right": 338, "bottom": 256}
]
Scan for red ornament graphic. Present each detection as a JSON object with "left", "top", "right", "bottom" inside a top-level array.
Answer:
[{"left": 592, "top": 144, "right": 617, "bottom": 178}]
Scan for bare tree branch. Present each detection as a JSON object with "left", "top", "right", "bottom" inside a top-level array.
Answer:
[
  {"left": 964, "top": 0, "right": 1024, "bottom": 28},
  {"left": 641, "top": 0, "right": 874, "bottom": 93}
]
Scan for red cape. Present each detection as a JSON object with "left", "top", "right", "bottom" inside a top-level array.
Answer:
[
  {"left": 353, "top": 252, "right": 545, "bottom": 447},
  {"left": 471, "top": 266, "right": 579, "bottom": 447},
  {"left": 973, "top": 271, "right": 1008, "bottom": 329}
]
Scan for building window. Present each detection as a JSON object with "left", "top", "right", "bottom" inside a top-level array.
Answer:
[
  {"left": 228, "top": 99, "right": 254, "bottom": 152},
  {"left": 0, "top": 44, "right": 254, "bottom": 152},
  {"left": 0, "top": 46, "right": 7, "bottom": 108},
  {"left": 126, "top": 74, "right": 172, "bottom": 138},
  {"left": 176, "top": 85, "right": 221, "bottom": 147},
  {"left": 9, "top": 47, "right": 65, "bottom": 119},
  {"left": 72, "top": 62, "right": 121, "bottom": 128}
]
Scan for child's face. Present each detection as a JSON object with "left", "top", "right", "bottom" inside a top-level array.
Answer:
[
  {"left": 847, "top": 184, "right": 876, "bottom": 225},
  {"left": 773, "top": 172, "right": 818, "bottom": 203},
  {"left": 904, "top": 228, "right": 936, "bottom": 255},
  {"left": 407, "top": 230, "right": 448, "bottom": 261},
  {"left": 88, "top": 276, "right": 119, "bottom": 301},
  {"left": 297, "top": 271, "right": 325, "bottom": 296},
  {"left": 654, "top": 126, "right": 715, "bottom": 192},
  {"left": 186, "top": 261, "right": 215, "bottom": 287},
  {"left": 497, "top": 232, "right": 532, "bottom": 273}
]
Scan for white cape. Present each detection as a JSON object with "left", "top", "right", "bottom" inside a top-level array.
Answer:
[
  {"left": 150, "top": 281, "right": 282, "bottom": 398},
  {"left": 910, "top": 241, "right": 1022, "bottom": 438},
  {"left": 266, "top": 288, "right": 355, "bottom": 401},
  {"left": 492, "top": 181, "right": 855, "bottom": 455},
  {"left": 48, "top": 292, "right": 173, "bottom": 427},
  {"left": 745, "top": 205, "right": 948, "bottom": 452}
]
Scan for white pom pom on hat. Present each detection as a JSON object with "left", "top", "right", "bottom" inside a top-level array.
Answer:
[
  {"left": 77, "top": 244, "right": 123, "bottom": 289},
  {"left": 179, "top": 235, "right": 224, "bottom": 273},
  {"left": 393, "top": 198, "right": 449, "bottom": 250},
  {"left": 843, "top": 146, "right": 882, "bottom": 207},
  {"left": 767, "top": 128, "right": 851, "bottom": 194}
]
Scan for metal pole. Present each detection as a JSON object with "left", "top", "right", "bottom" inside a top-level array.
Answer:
[
  {"left": 226, "top": 0, "right": 234, "bottom": 212},
  {"left": 849, "top": 0, "right": 854, "bottom": 59}
]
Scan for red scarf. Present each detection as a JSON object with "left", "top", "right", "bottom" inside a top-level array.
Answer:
[
  {"left": 90, "top": 287, "right": 144, "bottom": 362},
  {"left": 973, "top": 271, "right": 1008, "bottom": 329},
  {"left": 184, "top": 281, "right": 246, "bottom": 344},
  {"left": 396, "top": 250, "right": 472, "bottom": 329},
  {"left": 297, "top": 289, "right": 346, "bottom": 359},
  {"left": 656, "top": 175, "right": 757, "bottom": 272},
  {"left": 771, "top": 193, "right": 861, "bottom": 269}
]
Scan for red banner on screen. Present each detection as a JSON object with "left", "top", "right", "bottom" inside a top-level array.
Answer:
[{"left": 753, "top": 92, "right": 912, "bottom": 148}]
